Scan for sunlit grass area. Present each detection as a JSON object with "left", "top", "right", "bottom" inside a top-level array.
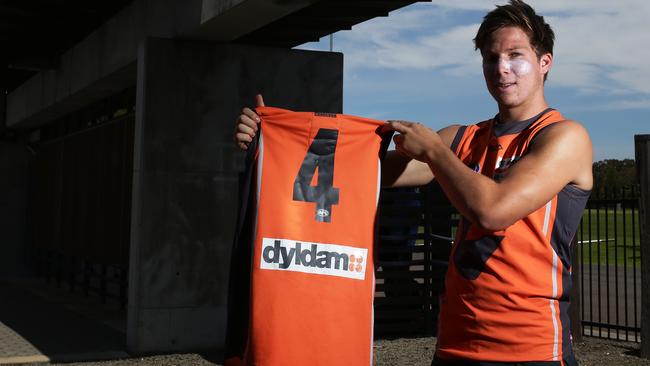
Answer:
[{"left": 578, "top": 209, "right": 641, "bottom": 267}]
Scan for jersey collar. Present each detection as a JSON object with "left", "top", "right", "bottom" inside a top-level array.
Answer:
[{"left": 493, "top": 108, "right": 554, "bottom": 137}]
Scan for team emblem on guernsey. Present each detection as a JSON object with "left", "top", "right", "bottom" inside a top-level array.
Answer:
[
  {"left": 260, "top": 238, "right": 367, "bottom": 280},
  {"left": 494, "top": 156, "right": 521, "bottom": 181}
]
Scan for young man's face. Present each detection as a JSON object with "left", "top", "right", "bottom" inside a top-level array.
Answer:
[{"left": 481, "top": 26, "right": 552, "bottom": 111}]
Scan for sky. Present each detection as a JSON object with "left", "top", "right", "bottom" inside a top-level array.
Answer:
[{"left": 295, "top": 0, "right": 650, "bottom": 162}]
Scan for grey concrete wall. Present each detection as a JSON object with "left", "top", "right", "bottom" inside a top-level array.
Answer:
[
  {"left": 6, "top": 0, "right": 314, "bottom": 129},
  {"left": 0, "top": 143, "right": 33, "bottom": 278},
  {"left": 127, "top": 38, "right": 342, "bottom": 355}
]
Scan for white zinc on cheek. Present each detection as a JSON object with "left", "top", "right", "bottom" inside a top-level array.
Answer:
[
  {"left": 502, "top": 59, "right": 532, "bottom": 76},
  {"left": 484, "top": 59, "right": 533, "bottom": 77}
]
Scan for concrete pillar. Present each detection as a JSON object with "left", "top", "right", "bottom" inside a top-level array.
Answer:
[
  {"left": 0, "top": 142, "right": 33, "bottom": 278},
  {"left": 634, "top": 135, "right": 650, "bottom": 358},
  {"left": 127, "top": 38, "right": 342, "bottom": 355}
]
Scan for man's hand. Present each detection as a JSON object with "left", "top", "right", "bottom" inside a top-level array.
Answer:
[
  {"left": 385, "top": 120, "right": 444, "bottom": 163},
  {"left": 234, "top": 94, "right": 265, "bottom": 150},
  {"left": 381, "top": 123, "right": 460, "bottom": 188}
]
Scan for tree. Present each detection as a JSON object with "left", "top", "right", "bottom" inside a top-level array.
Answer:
[{"left": 592, "top": 159, "right": 637, "bottom": 198}]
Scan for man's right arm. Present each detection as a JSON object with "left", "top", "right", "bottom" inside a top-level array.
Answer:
[
  {"left": 381, "top": 152, "right": 432, "bottom": 187},
  {"left": 381, "top": 124, "right": 461, "bottom": 188}
]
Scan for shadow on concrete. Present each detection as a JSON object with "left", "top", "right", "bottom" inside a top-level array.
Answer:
[
  {"left": 197, "top": 350, "right": 225, "bottom": 365},
  {"left": 0, "top": 278, "right": 128, "bottom": 363},
  {"left": 623, "top": 347, "right": 642, "bottom": 358}
]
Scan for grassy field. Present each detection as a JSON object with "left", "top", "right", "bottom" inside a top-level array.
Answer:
[
  {"left": 424, "top": 208, "right": 641, "bottom": 266},
  {"left": 578, "top": 208, "right": 641, "bottom": 266}
]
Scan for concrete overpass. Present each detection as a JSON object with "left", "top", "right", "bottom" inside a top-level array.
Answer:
[{"left": 0, "top": 0, "right": 427, "bottom": 357}]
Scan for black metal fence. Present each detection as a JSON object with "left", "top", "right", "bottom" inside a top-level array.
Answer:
[
  {"left": 577, "top": 186, "right": 642, "bottom": 342},
  {"left": 375, "top": 184, "right": 644, "bottom": 343},
  {"left": 374, "top": 184, "right": 454, "bottom": 337},
  {"left": 30, "top": 89, "right": 135, "bottom": 309}
]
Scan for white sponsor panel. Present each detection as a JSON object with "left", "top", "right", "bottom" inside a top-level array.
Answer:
[{"left": 260, "top": 237, "right": 368, "bottom": 280}]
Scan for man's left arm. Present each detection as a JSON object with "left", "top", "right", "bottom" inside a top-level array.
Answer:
[{"left": 388, "top": 120, "right": 593, "bottom": 231}]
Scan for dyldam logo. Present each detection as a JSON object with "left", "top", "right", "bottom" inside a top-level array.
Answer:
[{"left": 260, "top": 238, "right": 367, "bottom": 280}]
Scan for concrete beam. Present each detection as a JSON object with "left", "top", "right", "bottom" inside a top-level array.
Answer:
[
  {"left": 191, "top": 0, "right": 315, "bottom": 40},
  {"left": 6, "top": 0, "right": 315, "bottom": 129}
]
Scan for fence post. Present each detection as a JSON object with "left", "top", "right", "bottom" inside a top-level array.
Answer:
[
  {"left": 634, "top": 135, "right": 650, "bottom": 358},
  {"left": 570, "top": 236, "right": 582, "bottom": 343},
  {"left": 423, "top": 182, "right": 454, "bottom": 336}
]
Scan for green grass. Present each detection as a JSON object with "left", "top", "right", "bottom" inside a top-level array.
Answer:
[
  {"left": 578, "top": 209, "right": 641, "bottom": 267},
  {"left": 420, "top": 209, "right": 640, "bottom": 267}
]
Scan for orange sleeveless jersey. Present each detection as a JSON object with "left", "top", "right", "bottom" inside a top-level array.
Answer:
[
  {"left": 227, "top": 106, "right": 391, "bottom": 366},
  {"left": 437, "top": 109, "right": 590, "bottom": 362}
]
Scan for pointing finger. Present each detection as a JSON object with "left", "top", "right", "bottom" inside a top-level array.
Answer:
[
  {"left": 386, "top": 121, "right": 410, "bottom": 134},
  {"left": 381, "top": 122, "right": 396, "bottom": 133}
]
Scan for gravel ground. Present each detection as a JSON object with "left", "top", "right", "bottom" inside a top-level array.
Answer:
[
  {"left": 373, "top": 336, "right": 650, "bottom": 366},
  {"left": 19, "top": 336, "right": 647, "bottom": 366}
]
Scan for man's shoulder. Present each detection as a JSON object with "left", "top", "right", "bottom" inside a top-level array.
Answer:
[
  {"left": 440, "top": 117, "right": 494, "bottom": 136},
  {"left": 532, "top": 119, "right": 589, "bottom": 143},
  {"left": 438, "top": 124, "right": 464, "bottom": 148},
  {"left": 528, "top": 119, "right": 592, "bottom": 166},
  {"left": 528, "top": 118, "right": 593, "bottom": 190}
]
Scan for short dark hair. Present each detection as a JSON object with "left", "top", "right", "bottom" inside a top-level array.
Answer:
[{"left": 474, "top": 0, "right": 555, "bottom": 58}]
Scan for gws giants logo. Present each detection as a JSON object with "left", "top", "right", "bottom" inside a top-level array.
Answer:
[
  {"left": 260, "top": 238, "right": 368, "bottom": 280},
  {"left": 494, "top": 155, "right": 521, "bottom": 182}
]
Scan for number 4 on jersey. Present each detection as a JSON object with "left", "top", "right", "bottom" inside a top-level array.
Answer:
[{"left": 292, "top": 128, "right": 340, "bottom": 223}]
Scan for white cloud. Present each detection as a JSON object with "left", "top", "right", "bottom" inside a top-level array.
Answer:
[
  {"left": 594, "top": 99, "right": 650, "bottom": 111},
  {"left": 549, "top": 8, "right": 650, "bottom": 95},
  {"left": 427, "top": 0, "right": 647, "bottom": 14},
  {"left": 325, "top": 0, "right": 650, "bottom": 96},
  {"left": 332, "top": 5, "right": 482, "bottom": 78},
  {"left": 424, "top": 1, "right": 493, "bottom": 12},
  {"left": 340, "top": 24, "right": 480, "bottom": 72}
]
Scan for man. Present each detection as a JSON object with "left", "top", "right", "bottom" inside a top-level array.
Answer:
[{"left": 234, "top": 1, "right": 592, "bottom": 365}]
